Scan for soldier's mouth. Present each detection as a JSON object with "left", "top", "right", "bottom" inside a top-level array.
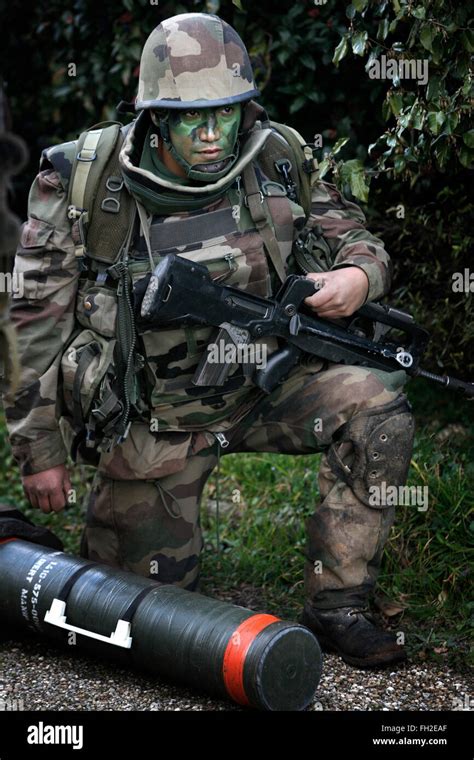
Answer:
[{"left": 197, "top": 148, "right": 223, "bottom": 156}]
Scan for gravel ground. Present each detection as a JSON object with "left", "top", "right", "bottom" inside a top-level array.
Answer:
[
  {"left": 1, "top": 627, "right": 471, "bottom": 712},
  {"left": 1, "top": 578, "right": 471, "bottom": 712}
]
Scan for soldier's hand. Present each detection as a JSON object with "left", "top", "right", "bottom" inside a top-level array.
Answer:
[
  {"left": 304, "top": 266, "right": 369, "bottom": 318},
  {"left": 22, "top": 464, "right": 73, "bottom": 514}
]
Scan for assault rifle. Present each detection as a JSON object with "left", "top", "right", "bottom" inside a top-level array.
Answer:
[{"left": 135, "top": 254, "right": 474, "bottom": 399}]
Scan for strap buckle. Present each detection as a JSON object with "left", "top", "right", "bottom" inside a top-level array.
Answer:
[
  {"left": 76, "top": 150, "right": 97, "bottom": 163},
  {"left": 244, "top": 190, "right": 264, "bottom": 208},
  {"left": 274, "top": 158, "right": 298, "bottom": 202}
]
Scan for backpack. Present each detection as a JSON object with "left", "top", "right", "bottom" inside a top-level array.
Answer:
[{"left": 65, "top": 117, "right": 319, "bottom": 279}]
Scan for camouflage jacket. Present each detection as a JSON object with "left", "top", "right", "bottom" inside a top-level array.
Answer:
[{"left": 2, "top": 123, "right": 392, "bottom": 477}]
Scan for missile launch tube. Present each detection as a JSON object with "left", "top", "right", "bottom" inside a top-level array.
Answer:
[{"left": 0, "top": 538, "right": 323, "bottom": 711}]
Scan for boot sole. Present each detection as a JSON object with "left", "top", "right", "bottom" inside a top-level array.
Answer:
[
  {"left": 315, "top": 633, "right": 407, "bottom": 669},
  {"left": 299, "top": 613, "right": 408, "bottom": 669}
]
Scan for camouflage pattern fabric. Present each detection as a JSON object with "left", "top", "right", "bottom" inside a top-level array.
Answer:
[
  {"left": 0, "top": 23, "right": 409, "bottom": 609},
  {"left": 1, "top": 153, "right": 392, "bottom": 475},
  {"left": 136, "top": 13, "right": 259, "bottom": 109},
  {"left": 81, "top": 361, "right": 410, "bottom": 607}
]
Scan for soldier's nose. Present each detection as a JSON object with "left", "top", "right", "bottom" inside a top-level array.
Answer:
[{"left": 200, "top": 117, "right": 219, "bottom": 142}]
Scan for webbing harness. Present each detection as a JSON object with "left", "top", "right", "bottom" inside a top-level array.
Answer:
[{"left": 62, "top": 117, "right": 318, "bottom": 454}]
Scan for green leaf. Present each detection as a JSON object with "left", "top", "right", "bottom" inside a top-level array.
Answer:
[
  {"left": 232, "top": 0, "right": 244, "bottom": 11},
  {"left": 388, "top": 92, "right": 404, "bottom": 116},
  {"left": 301, "top": 53, "right": 316, "bottom": 70},
  {"left": 412, "top": 6, "right": 426, "bottom": 20},
  {"left": 427, "top": 111, "right": 445, "bottom": 136},
  {"left": 333, "top": 35, "right": 349, "bottom": 66},
  {"left": 317, "top": 159, "right": 331, "bottom": 179},
  {"left": 426, "top": 75, "right": 440, "bottom": 101},
  {"left": 128, "top": 42, "right": 142, "bottom": 61},
  {"left": 377, "top": 18, "right": 390, "bottom": 40},
  {"left": 460, "top": 30, "right": 474, "bottom": 52},
  {"left": 346, "top": 4, "right": 356, "bottom": 19},
  {"left": 393, "top": 156, "right": 406, "bottom": 174},
  {"left": 458, "top": 146, "right": 474, "bottom": 169},
  {"left": 352, "top": 30, "right": 368, "bottom": 56},
  {"left": 409, "top": 102, "right": 424, "bottom": 130},
  {"left": 365, "top": 45, "right": 383, "bottom": 73},
  {"left": 420, "top": 25, "right": 434, "bottom": 52},
  {"left": 444, "top": 112, "right": 459, "bottom": 135},
  {"left": 431, "top": 34, "right": 443, "bottom": 65},
  {"left": 289, "top": 95, "right": 307, "bottom": 113},
  {"left": 332, "top": 137, "right": 350, "bottom": 155},
  {"left": 433, "top": 136, "right": 450, "bottom": 169},
  {"left": 352, "top": 0, "right": 368, "bottom": 10},
  {"left": 463, "top": 130, "right": 474, "bottom": 148},
  {"left": 277, "top": 49, "right": 291, "bottom": 66},
  {"left": 462, "top": 76, "right": 473, "bottom": 96},
  {"left": 339, "top": 159, "right": 370, "bottom": 202}
]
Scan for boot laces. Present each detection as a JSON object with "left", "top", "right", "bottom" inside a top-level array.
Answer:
[{"left": 348, "top": 606, "right": 375, "bottom": 624}]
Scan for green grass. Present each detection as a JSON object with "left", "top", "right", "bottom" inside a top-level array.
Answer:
[{"left": 1, "top": 376, "right": 473, "bottom": 669}]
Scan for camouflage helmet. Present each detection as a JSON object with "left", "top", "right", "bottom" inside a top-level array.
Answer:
[{"left": 135, "top": 12, "right": 260, "bottom": 110}]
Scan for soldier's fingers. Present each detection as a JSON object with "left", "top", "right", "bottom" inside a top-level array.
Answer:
[
  {"left": 315, "top": 309, "right": 346, "bottom": 320},
  {"left": 24, "top": 488, "right": 39, "bottom": 510},
  {"left": 305, "top": 289, "right": 334, "bottom": 310},
  {"left": 63, "top": 474, "right": 73, "bottom": 499},
  {"left": 37, "top": 493, "right": 52, "bottom": 514},
  {"left": 50, "top": 489, "right": 67, "bottom": 513}
]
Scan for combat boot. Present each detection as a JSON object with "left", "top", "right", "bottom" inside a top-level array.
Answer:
[{"left": 299, "top": 604, "right": 407, "bottom": 669}]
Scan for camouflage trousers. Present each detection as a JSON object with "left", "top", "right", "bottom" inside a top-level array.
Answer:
[{"left": 79, "top": 360, "right": 413, "bottom": 609}]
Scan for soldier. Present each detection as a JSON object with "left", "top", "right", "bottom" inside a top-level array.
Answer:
[
  {"left": 0, "top": 83, "right": 28, "bottom": 393},
  {"left": 2, "top": 13, "right": 414, "bottom": 668}
]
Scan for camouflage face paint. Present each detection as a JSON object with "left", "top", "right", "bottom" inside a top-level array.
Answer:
[{"left": 167, "top": 105, "right": 241, "bottom": 168}]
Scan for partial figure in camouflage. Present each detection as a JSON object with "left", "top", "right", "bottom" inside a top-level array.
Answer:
[
  {"left": 0, "top": 84, "right": 28, "bottom": 393},
  {"left": 1, "top": 13, "right": 414, "bottom": 668}
]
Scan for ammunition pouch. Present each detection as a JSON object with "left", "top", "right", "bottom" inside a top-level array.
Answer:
[{"left": 327, "top": 395, "right": 415, "bottom": 508}]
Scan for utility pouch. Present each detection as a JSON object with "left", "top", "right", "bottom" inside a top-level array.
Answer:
[{"left": 60, "top": 329, "right": 121, "bottom": 453}]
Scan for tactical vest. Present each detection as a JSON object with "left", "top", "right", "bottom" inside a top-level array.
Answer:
[{"left": 44, "top": 115, "right": 319, "bottom": 459}]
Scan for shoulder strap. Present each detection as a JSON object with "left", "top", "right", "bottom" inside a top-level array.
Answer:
[
  {"left": 242, "top": 162, "right": 287, "bottom": 283},
  {"left": 68, "top": 121, "right": 134, "bottom": 268},
  {"left": 258, "top": 121, "right": 318, "bottom": 221}
]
